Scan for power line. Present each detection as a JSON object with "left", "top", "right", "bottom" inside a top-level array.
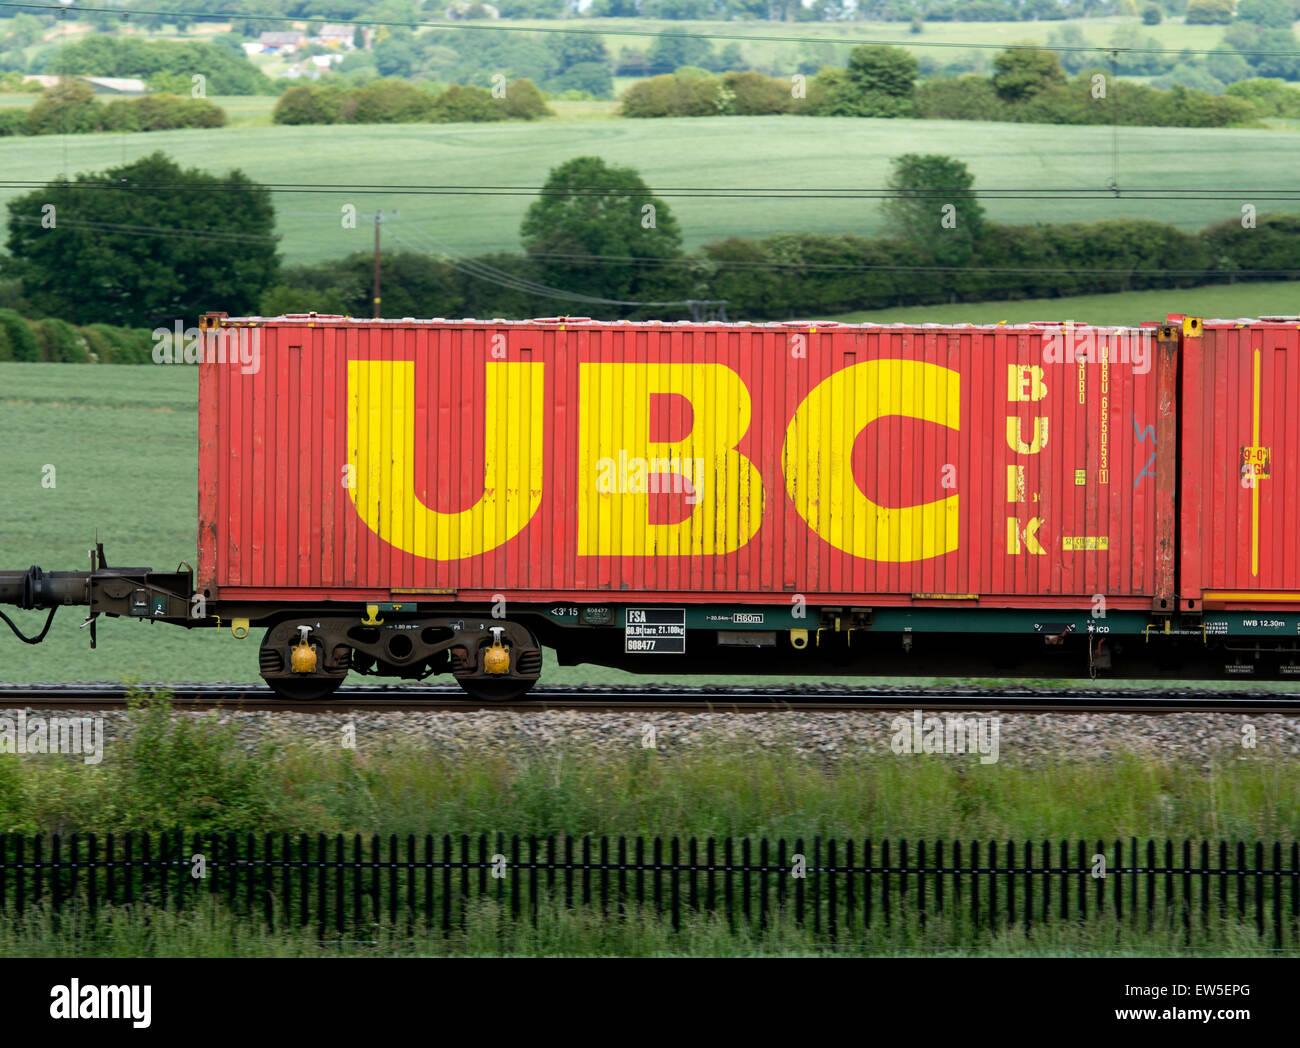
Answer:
[
  {"left": 3, "top": 179, "right": 1299, "bottom": 201},
  {"left": 8, "top": 213, "right": 277, "bottom": 241},
  {"left": 6, "top": 1, "right": 1300, "bottom": 60},
  {"left": 390, "top": 226, "right": 706, "bottom": 308}
]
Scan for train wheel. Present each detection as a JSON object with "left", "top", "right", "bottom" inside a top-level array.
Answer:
[
  {"left": 456, "top": 676, "right": 537, "bottom": 703},
  {"left": 265, "top": 674, "right": 346, "bottom": 701}
]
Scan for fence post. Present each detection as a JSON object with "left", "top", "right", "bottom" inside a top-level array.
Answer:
[
  {"left": 1273, "top": 841, "right": 1282, "bottom": 951},
  {"left": 315, "top": 833, "right": 326, "bottom": 940},
  {"left": 563, "top": 836, "right": 574, "bottom": 911},
  {"left": 1237, "top": 840, "right": 1246, "bottom": 924},
  {"left": 881, "top": 839, "right": 890, "bottom": 927},
  {"left": 52, "top": 834, "right": 62, "bottom": 914},
  {"left": 393, "top": 834, "right": 403, "bottom": 929},
  {"left": 828, "top": 838, "right": 837, "bottom": 944},
  {"left": 460, "top": 834, "right": 469, "bottom": 930},
  {"left": 511, "top": 834, "right": 521, "bottom": 923},
  {"left": 281, "top": 833, "right": 291, "bottom": 928},
  {"left": 987, "top": 840, "right": 996, "bottom": 929},
  {"left": 916, "top": 839, "right": 925, "bottom": 934},
  {"left": 1113, "top": 839, "right": 1122, "bottom": 922},
  {"left": 1255, "top": 840, "right": 1264, "bottom": 939},
  {"left": 1128, "top": 837, "right": 1138, "bottom": 925},
  {"left": 705, "top": 838, "right": 714, "bottom": 916},
  {"left": 442, "top": 834, "right": 452, "bottom": 937},
  {"left": 671, "top": 837, "right": 680, "bottom": 932},
  {"left": 618, "top": 836, "right": 628, "bottom": 918},
  {"left": 846, "top": 839, "right": 856, "bottom": 930},
  {"left": 16, "top": 836, "right": 25, "bottom": 915},
  {"left": 600, "top": 836, "right": 609, "bottom": 918},
  {"left": 935, "top": 839, "right": 944, "bottom": 919},
  {"left": 333, "top": 834, "right": 344, "bottom": 935},
  {"left": 653, "top": 837, "right": 662, "bottom": 919},
  {"left": 635, "top": 836, "right": 645, "bottom": 916},
  {"left": 582, "top": 835, "right": 591, "bottom": 910},
  {"left": 407, "top": 835, "right": 416, "bottom": 930},
  {"left": 688, "top": 837, "right": 698, "bottom": 914},
  {"left": 87, "top": 833, "right": 97, "bottom": 916},
  {"left": 263, "top": 832, "right": 274, "bottom": 930},
  {"left": 525, "top": 832, "right": 535, "bottom": 925},
  {"left": 1022, "top": 839, "right": 1030, "bottom": 935}
]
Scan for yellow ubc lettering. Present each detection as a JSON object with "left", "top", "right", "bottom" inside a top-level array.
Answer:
[
  {"left": 783, "top": 359, "right": 960, "bottom": 562},
  {"left": 347, "top": 360, "right": 545, "bottom": 559},
  {"left": 577, "top": 362, "right": 764, "bottom": 556}
]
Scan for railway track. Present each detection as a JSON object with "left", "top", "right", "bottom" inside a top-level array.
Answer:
[{"left": 2, "top": 682, "right": 1300, "bottom": 714}]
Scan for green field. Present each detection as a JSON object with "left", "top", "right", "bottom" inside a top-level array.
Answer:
[
  {"left": 830, "top": 279, "right": 1300, "bottom": 325},
  {"left": 504, "top": 14, "right": 1234, "bottom": 70},
  {"left": 0, "top": 115, "right": 1293, "bottom": 264}
]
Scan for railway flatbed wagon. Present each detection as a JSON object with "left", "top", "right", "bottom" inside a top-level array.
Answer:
[{"left": 3, "top": 312, "right": 1298, "bottom": 697}]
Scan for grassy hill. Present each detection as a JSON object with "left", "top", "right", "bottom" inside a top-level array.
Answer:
[{"left": 0, "top": 114, "right": 1293, "bottom": 265}]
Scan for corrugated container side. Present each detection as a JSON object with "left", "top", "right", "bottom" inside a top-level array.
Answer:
[
  {"left": 198, "top": 318, "right": 1175, "bottom": 608},
  {"left": 1181, "top": 320, "right": 1300, "bottom": 609}
]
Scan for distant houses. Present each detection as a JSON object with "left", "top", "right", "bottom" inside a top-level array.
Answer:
[{"left": 246, "top": 25, "right": 363, "bottom": 59}]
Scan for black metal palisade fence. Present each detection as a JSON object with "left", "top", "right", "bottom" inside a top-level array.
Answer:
[{"left": 1, "top": 833, "right": 1298, "bottom": 946}]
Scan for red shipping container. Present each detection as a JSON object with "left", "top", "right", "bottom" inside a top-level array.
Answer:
[
  {"left": 1180, "top": 317, "right": 1300, "bottom": 610},
  {"left": 197, "top": 316, "right": 1178, "bottom": 610}
]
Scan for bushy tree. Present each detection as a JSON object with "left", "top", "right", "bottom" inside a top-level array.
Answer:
[
  {"left": 344, "top": 79, "right": 435, "bottom": 123},
  {"left": 4, "top": 152, "right": 279, "bottom": 327},
  {"left": 519, "top": 156, "right": 683, "bottom": 305},
  {"left": 882, "top": 153, "right": 986, "bottom": 267},
  {"left": 619, "top": 73, "right": 730, "bottom": 117},
  {"left": 647, "top": 28, "right": 712, "bottom": 74},
  {"left": 504, "top": 79, "right": 553, "bottom": 119},
  {"left": 1142, "top": 2, "right": 1163, "bottom": 23},
  {"left": 26, "top": 80, "right": 101, "bottom": 135},
  {"left": 1235, "top": 0, "right": 1295, "bottom": 28},
  {"left": 1186, "top": 0, "right": 1236, "bottom": 23},
  {"left": 50, "top": 38, "right": 273, "bottom": 95},
  {"left": 272, "top": 85, "right": 345, "bottom": 124},
  {"left": 431, "top": 84, "right": 507, "bottom": 122},
  {"left": 846, "top": 45, "right": 919, "bottom": 99},
  {"left": 991, "top": 47, "right": 1066, "bottom": 102},
  {"left": 914, "top": 75, "right": 1005, "bottom": 120},
  {"left": 722, "top": 71, "right": 793, "bottom": 114},
  {"left": 549, "top": 62, "right": 614, "bottom": 98}
]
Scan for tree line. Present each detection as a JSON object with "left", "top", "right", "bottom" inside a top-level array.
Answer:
[
  {"left": 272, "top": 78, "right": 551, "bottom": 124},
  {"left": 4, "top": 150, "right": 1298, "bottom": 345},
  {"left": 0, "top": 81, "right": 224, "bottom": 137},
  {"left": 620, "top": 45, "right": 1277, "bottom": 128}
]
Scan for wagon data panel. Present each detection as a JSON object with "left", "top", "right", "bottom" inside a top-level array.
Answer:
[{"left": 624, "top": 608, "right": 687, "bottom": 653}]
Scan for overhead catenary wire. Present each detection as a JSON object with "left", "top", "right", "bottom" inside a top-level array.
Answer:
[
  {"left": 4, "top": 1, "right": 1300, "bottom": 60},
  {"left": 388, "top": 226, "right": 704, "bottom": 307},
  {"left": 1, "top": 179, "right": 1299, "bottom": 201}
]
